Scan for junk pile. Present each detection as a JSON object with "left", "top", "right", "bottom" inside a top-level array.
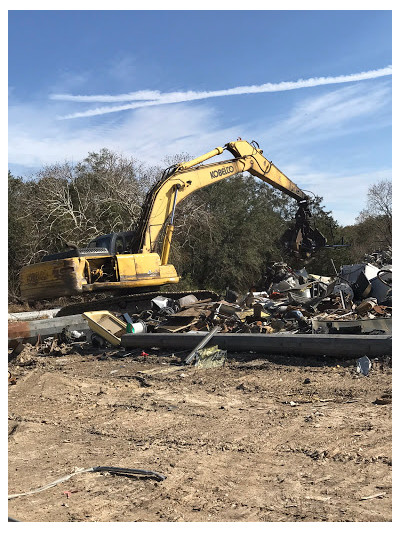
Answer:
[
  {"left": 79, "top": 257, "right": 392, "bottom": 346},
  {"left": 363, "top": 247, "right": 392, "bottom": 268},
  {"left": 311, "top": 261, "right": 392, "bottom": 335},
  {"left": 8, "top": 327, "right": 87, "bottom": 374},
  {"left": 8, "top": 253, "right": 392, "bottom": 357}
]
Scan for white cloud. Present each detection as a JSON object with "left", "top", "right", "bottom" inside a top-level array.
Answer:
[
  {"left": 281, "top": 83, "right": 390, "bottom": 133},
  {"left": 281, "top": 164, "right": 392, "bottom": 225},
  {"left": 8, "top": 101, "right": 241, "bottom": 170},
  {"left": 52, "top": 89, "right": 162, "bottom": 103},
  {"left": 257, "top": 82, "right": 391, "bottom": 154},
  {"left": 51, "top": 65, "right": 392, "bottom": 119},
  {"left": 8, "top": 79, "right": 391, "bottom": 226}
]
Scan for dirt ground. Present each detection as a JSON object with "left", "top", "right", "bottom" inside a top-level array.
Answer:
[{"left": 8, "top": 348, "right": 392, "bottom": 523}]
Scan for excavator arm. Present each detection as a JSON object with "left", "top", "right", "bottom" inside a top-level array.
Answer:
[{"left": 132, "top": 139, "right": 326, "bottom": 261}]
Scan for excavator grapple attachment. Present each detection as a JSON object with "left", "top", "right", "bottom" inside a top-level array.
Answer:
[{"left": 280, "top": 201, "right": 327, "bottom": 260}]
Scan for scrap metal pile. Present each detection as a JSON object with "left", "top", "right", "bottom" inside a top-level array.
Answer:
[
  {"left": 8, "top": 250, "right": 392, "bottom": 354},
  {"left": 87, "top": 253, "right": 392, "bottom": 342}
]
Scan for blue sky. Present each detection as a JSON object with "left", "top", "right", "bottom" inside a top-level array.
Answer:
[{"left": 8, "top": 9, "right": 392, "bottom": 225}]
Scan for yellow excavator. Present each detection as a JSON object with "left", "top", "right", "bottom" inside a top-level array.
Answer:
[{"left": 19, "top": 139, "right": 326, "bottom": 300}]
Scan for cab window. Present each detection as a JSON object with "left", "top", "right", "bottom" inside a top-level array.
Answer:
[{"left": 115, "top": 236, "right": 124, "bottom": 254}]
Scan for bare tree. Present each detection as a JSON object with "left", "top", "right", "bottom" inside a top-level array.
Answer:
[{"left": 357, "top": 179, "right": 392, "bottom": 247}]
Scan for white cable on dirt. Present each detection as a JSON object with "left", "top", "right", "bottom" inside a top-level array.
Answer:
[
  {"left": 8, "top": 467, "right": 94, "bottom": 499},
  {"left": 8, "top": 465, "right": 166, "bottom": 499}
]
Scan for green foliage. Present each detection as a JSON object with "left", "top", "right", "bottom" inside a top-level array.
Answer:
[
  {"left": 170, "top": 175, "right": 289, "bottom": 292},
  {"left": 337, "top": 180, "right": 392, "bottom": 265},
  {"left": 8, "top": 172, "right": 30, "bottom": 295},
  {"left": 355, "top": 179, "right": 392, "bottom": 252}
]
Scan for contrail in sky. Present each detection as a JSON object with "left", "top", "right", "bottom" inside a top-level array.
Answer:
[{"left": 54, "top": 65, "right": 392, "bottom": 119}]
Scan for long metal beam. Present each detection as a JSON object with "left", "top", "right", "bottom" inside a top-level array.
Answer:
[{"left": 121, "top": 332, "right": 391, "bottom": 357}]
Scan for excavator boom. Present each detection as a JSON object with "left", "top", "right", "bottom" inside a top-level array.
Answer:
[{"left": 133, "top": 139, "right": 325, "bottom": 262}]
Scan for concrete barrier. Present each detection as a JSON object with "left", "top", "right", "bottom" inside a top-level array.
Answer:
[
  {"left": 8, "top": 314, "right": 90, "bottom": 344},
  {"left": 121, "top": 332, "right": 391, "bottom": 357},
  {"left": 8, "top": 308, "right": 61, "bottom": 322}
]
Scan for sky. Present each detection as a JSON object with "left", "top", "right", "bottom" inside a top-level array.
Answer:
[{"left": 8, "top": 9, "right": 392, "bottom": 225}]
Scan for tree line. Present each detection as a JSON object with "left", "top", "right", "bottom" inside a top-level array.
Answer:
[{"left": 8, "top": 148, "right": 392, "bottom": 299}]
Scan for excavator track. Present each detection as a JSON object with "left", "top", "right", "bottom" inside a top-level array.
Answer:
[{"left": 56, "top": 290, "right": 220, "bottom": 317}]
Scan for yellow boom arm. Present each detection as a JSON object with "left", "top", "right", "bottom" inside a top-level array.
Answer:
[{"left": 134, "top": 139, "right": 308, "bottom": 263}]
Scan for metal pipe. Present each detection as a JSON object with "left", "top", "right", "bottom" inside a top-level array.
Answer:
[
  {"left": 170, "top": 186, "right": 179, "bottom": 225},
  {"left": 177, "top": 147, "right": 224, "bottom": 171},
  {"left": 161, "top": 186, "right": 179, "bottom": 265}
]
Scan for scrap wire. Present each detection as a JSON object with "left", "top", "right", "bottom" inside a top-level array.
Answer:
[{"left": 8, "top": 465, "right": 166, "bottom": 500}]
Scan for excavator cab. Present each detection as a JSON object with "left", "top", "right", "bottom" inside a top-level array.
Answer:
[
  {"left": 41, "top": 231, "right": 137, "bottom": 263},
  {"left": 87, "top": 231, "right": 136, "bottom": 255}
]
